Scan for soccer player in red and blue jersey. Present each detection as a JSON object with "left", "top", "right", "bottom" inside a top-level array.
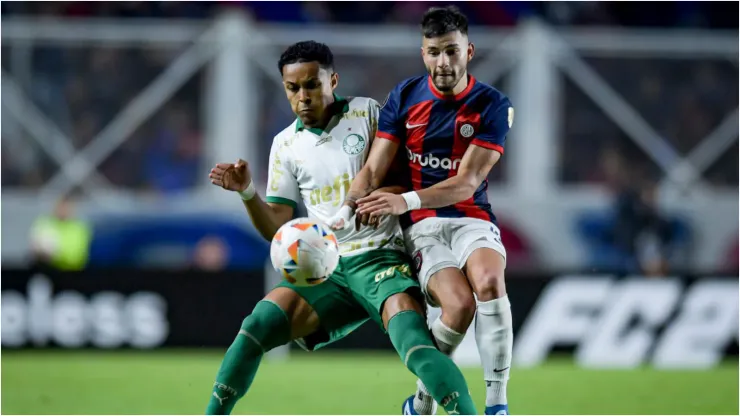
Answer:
[{"left": 337, "top": 6, "right": 515, "bottom": 415}]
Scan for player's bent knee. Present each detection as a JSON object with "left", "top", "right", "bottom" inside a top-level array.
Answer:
[
  {"left": 263, "top": 287, "right": 320, "bottom": 340},
  {"left": 381, "top": 292, "right": 424, "bottom": 330},
  {"left": 465, "top": 249, "right": 507, "bottom": 300},
  {"left": 444, "top": 292, "right": 476, "bottom": 331},
  {"left": 432, "top": 284, "right": 476, "bottom": 331},
  {"left": 386, "top": 310, "right": 436, "bottom": 365},
  {"left": 471, "top": 270, "right": 505, "bottom": 300},
  {"left": 238, "top": 300, "right": 293, "bottom": 353}
]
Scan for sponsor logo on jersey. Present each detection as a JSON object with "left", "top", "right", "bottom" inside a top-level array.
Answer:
[
  {"left": 342, "top": 109, "right": 368, "bottom": 120},
  {"left": 307, "top": 173, "right": 352, "bottom": 207},
  {"left": 342, "top": 134, "right": 366, "bottom": 155},
  {"left": 406, "top": 147, "right": 461, "bottom": 170},
  {"left": 315, "top": 135, "right": 332, "bottom": 146}
]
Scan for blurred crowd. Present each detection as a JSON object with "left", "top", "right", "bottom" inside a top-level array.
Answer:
[
  {"left": 562, "top": 57, "right": 738, "bottom": 187},
  {"left": 2, "top": 1, "right": 738, "bottom": 28},
  {"left": 2, "top": 1, "right": 737, "bottom": 193},
  {"left": 2, "top": 2, "right": 737, "bottom": 274},
  {"left": 2, "top": 42, "right": 202, "bottom": 193}
]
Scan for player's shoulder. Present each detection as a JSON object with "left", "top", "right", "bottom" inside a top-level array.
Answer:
[
  {"left": 472, "top": 78, "right": 512, "bottom": 107},
  {"left": 391, "top": 75, "right": 427, "bottom": 96},
  {"left": 344, "top": 95, "right": 380, "bottom": 111},
  {"left": 383, "top": 76, "right": 427, "bottom": 109},
  {"left": 271, "top": 121, "right": 301, "bottom": 149}
]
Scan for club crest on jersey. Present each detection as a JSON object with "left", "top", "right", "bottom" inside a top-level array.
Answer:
[
  {"left": 460, "top": 123, "right": 475, "bottom": 138},
  {"left": 342, "top": 134, "right": 366, "bottom": 155}
]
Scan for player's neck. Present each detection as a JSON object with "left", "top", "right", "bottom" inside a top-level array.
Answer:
[
  {"left": 304, "top": 97, "right": 339, "bottom": 130},
  {"left": 450, "top": 73, "right": 470, "bottom": 96}
]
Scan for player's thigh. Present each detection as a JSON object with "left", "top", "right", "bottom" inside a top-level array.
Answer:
[
  {"left": 340, "top": 249, "right": 424, "bottom": 331},
  {"left": 404, "top": 220, "right": 460, "bottom": 307},
  {"left": 272, "top": 275, "right": 368, "bottom": 350},
  {"left": 451, "top": 219, "right": 508, "bottom": 299},
  {"left": 263, "top": 286, "right": 321, "bottom": 340},
  {"left": 381, "top": 291, "right": 426, "bottom": 330}
]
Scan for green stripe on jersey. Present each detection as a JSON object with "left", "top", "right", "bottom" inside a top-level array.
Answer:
[{"left": 266, "top": 196, "right": 298, "bottom": 209}]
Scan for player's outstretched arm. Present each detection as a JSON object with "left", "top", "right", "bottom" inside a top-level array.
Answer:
[
  {"left": 210, "top": 159, "right": 293, "bottom": 241},
  {"left": 356, "top": 145, "right": 501, "bottom": 217}
]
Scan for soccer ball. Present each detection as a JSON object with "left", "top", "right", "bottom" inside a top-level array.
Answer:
[{"left": 270, "top": 218, "right": 340, "bottom": 287}]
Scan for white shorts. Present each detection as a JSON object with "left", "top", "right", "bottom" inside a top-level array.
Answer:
[{"left": 404, "top": 217, "right": 507, "bottom": 307}]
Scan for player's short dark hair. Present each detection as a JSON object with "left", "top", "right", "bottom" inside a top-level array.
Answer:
[
  {"left": 420, "top": 5, "right": 469, "bottom": 38},
  {"left": 278, "top": 40, "right": 334, "bottom": 75}
]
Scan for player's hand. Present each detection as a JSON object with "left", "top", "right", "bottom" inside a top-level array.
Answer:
[
  {"left": 356, "top": 192, "right": 408, "bottom": 219},
  {"left": 210, "top": 159, "right": 252, "bottom": 192},
  {"left": 328, "top": 205, "right": 354, "bottom": 231},
  {"left": 355, "top": 211, "right": 382, "bottom": 230}
]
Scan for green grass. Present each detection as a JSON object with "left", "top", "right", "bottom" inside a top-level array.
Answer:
[{"left": 1, "top": 350, "right": 737, "bottom": 415}]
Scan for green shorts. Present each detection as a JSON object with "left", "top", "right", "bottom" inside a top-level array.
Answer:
[{"left": 274, "top": 249, "right": 422, "bottom": 350}]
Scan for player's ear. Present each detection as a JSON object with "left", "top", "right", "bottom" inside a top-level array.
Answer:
[
  {"left": 330, "top": 72, "right": 339, "bottom": 90},
  {"left": 467, "top": 42, "right": 475, "bottom": 63}
]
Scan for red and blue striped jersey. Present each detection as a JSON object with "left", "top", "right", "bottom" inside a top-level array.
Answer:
[{"left": 377, "top": 74, "right": 513, "bottom": 228}]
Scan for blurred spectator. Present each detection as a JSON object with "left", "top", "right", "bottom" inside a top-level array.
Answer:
[
  {"left": 611, "top": 181, "right": 676, "bottom": 276},
  {"left": 29, "top": 194, "right": 93, "bottom": 271},
  {"left": 143, "top": 105, "right": 202, "bottom": 194},
  {"left": 191, "top": 235, "right": 230, "bottom": 271}
]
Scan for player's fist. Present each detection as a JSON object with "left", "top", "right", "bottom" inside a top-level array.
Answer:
[{"left": 209, "top": 159, "right": 252, "bottom": 192}]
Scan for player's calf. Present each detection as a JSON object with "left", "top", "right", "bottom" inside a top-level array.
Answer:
[
  {"left": 427, "top": 268, "right": 476, "bottom": 352},
  {"left": 464, "top": 248, "right": 512, "bottom": 414},
  {"left": 410, "top": 267, "right": 475, "bottom": 414},
  {"left": 206, "top": 289, "right": 319, "bottom": 415},
  {"left": 383, "top": 294, "right": 478, "bottom": 415}
]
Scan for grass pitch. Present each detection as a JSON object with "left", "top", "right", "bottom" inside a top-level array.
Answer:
[{"left": 1, "top": 350, "right": 737, "bottom": 414}]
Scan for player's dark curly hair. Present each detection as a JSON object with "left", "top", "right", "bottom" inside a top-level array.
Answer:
[
  {"left": 278, "top": 40, "right": 334, "bottom": 75},
  {"left": 420, "top": 5, "right": 469, "bottom": 38}
]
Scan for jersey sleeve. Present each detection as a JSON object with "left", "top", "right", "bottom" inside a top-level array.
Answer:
[
  {"left": 368, "top": 98, "right": 380, "bottom": 140},
  {"left": 376, "top": 84, "right": 405, "bottom": 144},
  {"left": 265, "top": 136, "right": 299, "bottom": 209},
  {"left": 471, "top": 97, "right": 514, "bottom": 155}
]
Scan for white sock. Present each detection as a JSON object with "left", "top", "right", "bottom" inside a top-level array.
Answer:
[
  {"left": 476, "top": 295, "right": 513, "bottom": 408},
  {"left": 413, "top": 317, "right": 465, "bottom": 414}
]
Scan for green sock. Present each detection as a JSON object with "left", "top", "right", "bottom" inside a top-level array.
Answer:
[
  {"left": 205, "top": 301, "right": 291, "bottom": 415},
  {"left": 388, "top": 310, "right": 478, "bottom": 415}
]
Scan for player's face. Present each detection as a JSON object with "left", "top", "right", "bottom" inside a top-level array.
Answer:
[
  {"left": 421, "top": 31, "right": 474, "bottom": 93},
  {"left": 282, "top": 62, "right": 338, "bottom": 127}
]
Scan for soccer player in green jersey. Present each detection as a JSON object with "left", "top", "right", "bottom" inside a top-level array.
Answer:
[{"left": 204, "top": 40, "right": 477, "bottom": 415}]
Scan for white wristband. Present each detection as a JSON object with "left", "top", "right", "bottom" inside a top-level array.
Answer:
[
  {"left": 401, "top": 191, "right": 421, "bottom": 212},
  {"left": 337, "top": 205, "right": 353, "bottom": 221},
  {"left": 238, "top": 181, "right": 256, "bottom": 201}
]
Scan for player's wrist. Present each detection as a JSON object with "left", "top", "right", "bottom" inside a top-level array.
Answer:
[
  {"left": 238, "top": 181, "right": 256, "bottom": 201},
  {"left": 337, "top": 205, "right": 353, "bottom": 219},
  {"left": 343, "top": 197, "right": 358, "bottom": 211},
  {"left": 401, "top": 191, "right": 421, "bottom": 212}
]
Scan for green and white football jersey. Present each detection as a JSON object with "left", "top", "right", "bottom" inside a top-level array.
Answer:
[{"left": 265, "top": 95, "right": 405, "bottom": 257}]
